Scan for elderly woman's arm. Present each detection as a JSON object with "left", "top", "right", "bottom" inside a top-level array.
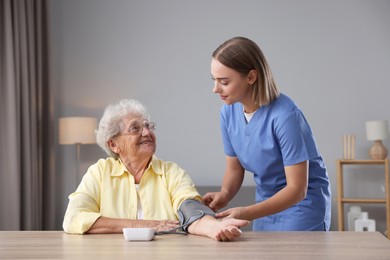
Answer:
[
  {"left": 165, "top": 165, "right": 249, "bottom": 241},
  {"left": 86, "top": 217, "right": 179, "bottom": 234},
  {"left": 177, "top": 199, "right": 249, "bottom": 241},
  {"left": 63, "top": 190, "right": 180, "bottom": 234}
]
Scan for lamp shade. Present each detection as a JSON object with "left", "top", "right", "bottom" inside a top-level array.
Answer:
[
  {"left": 365, "top": 120, "right": 388, "bottom": 141},
  {"left": 59, "top": 117, "right": 97, "bottom": 144}
]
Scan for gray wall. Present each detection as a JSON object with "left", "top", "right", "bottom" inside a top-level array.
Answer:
[{"left": 49, "top": 0, "right": 390, "bottom": 233}]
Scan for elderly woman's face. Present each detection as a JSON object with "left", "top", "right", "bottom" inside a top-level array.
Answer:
[{"left": 111, "top": 115, "right": 156, "bottom": 160}]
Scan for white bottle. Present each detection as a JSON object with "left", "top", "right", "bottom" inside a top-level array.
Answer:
[
  {"left": 347, "top": 205, "right": 362, "bottom": 231},
  {"left": 355, "top": 212, "right": 376, "bottom": 232}
]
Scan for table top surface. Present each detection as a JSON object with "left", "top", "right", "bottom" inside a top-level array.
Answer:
[{"left": 1, "top": 231, "right": 390, "bottom": 259}]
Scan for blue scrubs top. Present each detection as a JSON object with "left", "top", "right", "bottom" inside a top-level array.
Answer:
[{"left": 220, "top": 93, "right": 331, "bottom": 231}]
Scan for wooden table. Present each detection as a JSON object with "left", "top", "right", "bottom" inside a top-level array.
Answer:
[{"left": 1, "top": 231, "right": 390, "bottom": 259}]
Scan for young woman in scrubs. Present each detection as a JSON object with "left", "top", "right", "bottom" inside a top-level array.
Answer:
[{"left": 202, "top": 37, "right": 331, "bottom": 231}]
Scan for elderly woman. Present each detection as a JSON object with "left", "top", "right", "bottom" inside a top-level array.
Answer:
[{"left": 63, "top": 99, "right": 248, "bottom": 241}]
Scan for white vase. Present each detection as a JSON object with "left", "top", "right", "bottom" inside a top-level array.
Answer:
[
  {"left": 347, "top": 205, "right": 362, "bottom": 231},
  {"left": 355, "top": 212, "right": 376, "bottom": 232}
]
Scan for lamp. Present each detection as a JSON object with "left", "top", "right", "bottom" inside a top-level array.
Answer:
[
  {"left": 59, "top": 117, "right": 97, "bottom": 184},
  {"left": 365, "top": 120, "right": 389, "bottom": 160}
]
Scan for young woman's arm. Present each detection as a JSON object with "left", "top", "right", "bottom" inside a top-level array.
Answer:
[
  {"left": 202, "top": 156, "right": 245, "bottom": 211},
  {"left": 216, "top": 161, "right": 308, "bottom": 220}
]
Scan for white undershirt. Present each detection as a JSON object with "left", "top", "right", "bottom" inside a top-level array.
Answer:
[
  {"left": 244, "top": 110, "right": 256, "bottom": 123},
  {"left": 135, "top": 184, "right": 144, "bottom": 219}
]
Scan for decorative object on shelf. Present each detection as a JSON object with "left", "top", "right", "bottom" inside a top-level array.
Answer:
[
  {"left": 347, "top": 205, "right": 362, "bottom": 231},
  {"left": 59, "top": 117, "right": 97, "bottom": 185},
  {"left": 365, "top": 120, "right": 388, "bottom": 160},
  {"left": 355, "top": 212, "right": 376, "bottom": 232},
  {"left": 342, "top": 134, "right": 356, "bottom": 160}
]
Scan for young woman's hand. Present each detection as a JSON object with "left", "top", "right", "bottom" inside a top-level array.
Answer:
[
  {"left": 201, "top": 191, "right": 230, "bottom": 211},
  {"left": 215, "top": 207, "right": 247, "bottom": 220}
]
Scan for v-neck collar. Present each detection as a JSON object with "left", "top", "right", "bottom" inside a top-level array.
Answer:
[{"left": 240, "top": 103, "right": 260, "bottom": 125}]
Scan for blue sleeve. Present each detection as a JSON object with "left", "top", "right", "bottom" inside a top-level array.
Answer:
[
  {"left": 274, "top": 110, "right": 319, "bottom": 166},
  {"left": 220, "top": 106, "right": 236, "bottom": 157}
]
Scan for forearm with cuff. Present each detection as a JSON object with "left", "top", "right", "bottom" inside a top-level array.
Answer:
[{"left": 178, "top": 199, "right": 216, "bottom": 232}]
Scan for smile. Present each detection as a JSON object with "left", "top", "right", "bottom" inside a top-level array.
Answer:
[{"left": 139, "top": 140, "right": 152, "bottom": 145}]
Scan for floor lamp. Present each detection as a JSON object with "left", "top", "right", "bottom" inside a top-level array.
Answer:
[{"left": 59, "top": 117, "right": 97, "bottom": 186}]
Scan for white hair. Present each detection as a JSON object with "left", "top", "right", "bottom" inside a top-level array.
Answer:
[{"left": 96, "top": 99, "right": 150, "bottom": 158}]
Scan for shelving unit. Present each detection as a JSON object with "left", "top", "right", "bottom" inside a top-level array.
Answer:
[{"left": 336, "top": 159, "right": 390, "bottom": 239}]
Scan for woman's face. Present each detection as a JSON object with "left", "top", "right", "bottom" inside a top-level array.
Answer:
[
  {"left": 110, "top": 115, "right": 156, "bottom": 161},
  {"left": 211, "top": 58, "right": 254, "bottom": 106}
]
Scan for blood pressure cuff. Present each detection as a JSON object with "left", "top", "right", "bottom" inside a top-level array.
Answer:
[{"left": 178, "top": 199, "right": 216, "bottom": 232}]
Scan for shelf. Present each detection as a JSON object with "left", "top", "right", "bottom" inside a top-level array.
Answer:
[
  {"left": 341, "top": 198, "right": 386, "bottom": 204},
  {"left": 336, "top": 159, "right": 390, "bottom": 239},
  {"left": 338, "top": 159, "right": 388, "bottom": 165}
]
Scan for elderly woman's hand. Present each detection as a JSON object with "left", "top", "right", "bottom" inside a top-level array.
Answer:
[
  {"left": 86, "top": 217, "right": 180, "bottom": 234},
  {"left": 187, "top": 215, "right": 249, "bottom": 242},
  {"left": 211, "top": 218, "right": 249, "bottom": 241},
  {"left": 149, "top": 220, "right": 180, "bottom": 232}
]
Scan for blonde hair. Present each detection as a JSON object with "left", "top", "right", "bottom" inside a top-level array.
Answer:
[{"left": 212, "top": 37, "right": 280, "bottom": 106}]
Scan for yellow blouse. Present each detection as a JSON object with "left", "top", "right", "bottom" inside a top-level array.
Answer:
[{"left": 63, "top": 155, "right": 201, "bottom": 234}]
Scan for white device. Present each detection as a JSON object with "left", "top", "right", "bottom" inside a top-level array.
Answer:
[{"left": 123, "top": 228, "right": 155, "bottom": 241}]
